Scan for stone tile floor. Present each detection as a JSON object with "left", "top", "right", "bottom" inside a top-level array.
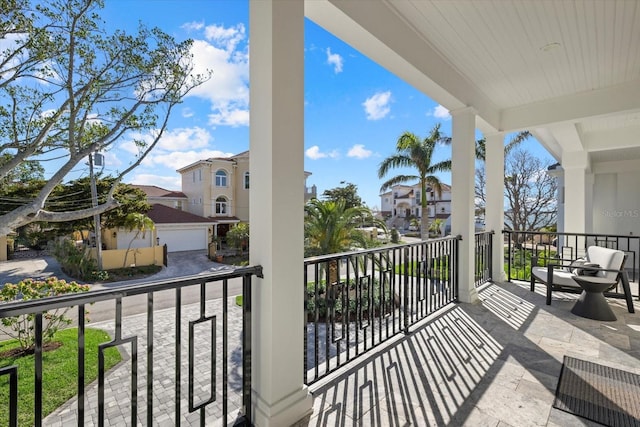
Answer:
[
  {"left": 41, "top": 280, "right": 640, "bottom": 426},
  {"left": 297, "top": 281, "right": 640, "bottom": 426}
]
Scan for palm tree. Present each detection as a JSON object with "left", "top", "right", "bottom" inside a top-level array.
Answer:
[
  {"left": 304, "top": 199, "right": 386, "bottom": 284},
  {"left": 378, "top": 124, "right": 451, "bottom": 240},
  {"left": 305, "top": 199, "right": 385, "bottom": 255},
  {"left": 429, "top": 218, "right": 445, "bottom": 237},
  {"left": 474, "top": 131, "right": 531, "bottom": 162},
  {"left": 122, "top": 213, "right": 155, "bottom": 268}
]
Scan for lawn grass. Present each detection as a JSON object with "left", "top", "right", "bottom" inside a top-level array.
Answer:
[{"left": 0, "top": 328, "right": 121, "bottom": 426}]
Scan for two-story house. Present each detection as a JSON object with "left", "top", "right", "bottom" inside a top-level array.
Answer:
[
  {"left": 380, "top": 182, "right": 452, "bottom": 231},
  {"left": 178, "top": 151, "right": 316, "bottom": 240}
]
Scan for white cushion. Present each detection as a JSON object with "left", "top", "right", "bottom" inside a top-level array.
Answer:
[
  {"left": 586, "top": 246, "right": 624, "bottom": 280},
  {"left": 532, "top": 266, "right": 578, "bottom": 287}
]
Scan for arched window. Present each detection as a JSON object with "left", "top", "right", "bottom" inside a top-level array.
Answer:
[
  {"left": 216, "top": 196, "right": 228, "bottom": 215},
  {"left": 244, "top": 172, "right": 250, "bottom": 189},
  {"left": 215, "top": 170, "right": 227, "bottom": 187}
]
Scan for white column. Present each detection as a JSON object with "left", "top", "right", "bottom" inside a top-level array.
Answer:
[
  {"left": 450, "top": 107, "right": 479, "bottom": 303},
  {"left": 562, "top": 151, "right": 589, "bottom": 256},
  {"left": 249, "top": 1, "right": 312, "bottom": 426},
  {"left": 562, "top": 151, "right": 589, "bottom": 234},
  {"left": 484, "top": 132, "right": 506, "bottom": 281}
]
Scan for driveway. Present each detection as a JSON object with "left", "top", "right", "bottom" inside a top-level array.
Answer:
[{"left": 0, "top": 250, "right": 230, "bottom": 289}]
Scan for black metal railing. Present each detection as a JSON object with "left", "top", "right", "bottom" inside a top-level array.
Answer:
[
  {"left": 474, "top": 231, "right": 494, "bottom": 287},
  {"left": 504, "top": 230, "right": 640, "bottom": 291},
  {"left": 0, "top": 266, "right": 262, "bottom": 427},
  {"left": 303, "top": 237, "right": 460, "bottom": 384}
]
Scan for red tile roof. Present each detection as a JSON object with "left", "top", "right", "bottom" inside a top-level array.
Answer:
[{"left": 147, "top": 204, "right": 214, "bottom": 224}]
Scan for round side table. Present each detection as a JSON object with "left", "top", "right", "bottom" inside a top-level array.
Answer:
[{"left": 571, "top": 276, "right": 617, "bottom": 321}]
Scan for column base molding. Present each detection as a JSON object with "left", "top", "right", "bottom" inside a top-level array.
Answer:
[
  {"left": 252, "top": 387, "right": 313, "bottom": 427},
  {"left": 459, "top": 286, "right": 480, "bottom": 304}
]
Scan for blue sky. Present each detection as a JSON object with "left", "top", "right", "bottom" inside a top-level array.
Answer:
[{"left": 90, "top": 0, "right": 553, "bottom": 209}]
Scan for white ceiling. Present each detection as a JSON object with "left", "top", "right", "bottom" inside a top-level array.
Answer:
[{"left": 306, "top": 0, "right": 640, "bottom": 164}]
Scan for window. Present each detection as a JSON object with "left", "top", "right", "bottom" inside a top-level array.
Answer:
[
  {"left": 216, "top": 196, "right": 228, "bottom": 214},
  {"left": 199, "top": 169, "right": 202, "bottom": 181},
  {"left": 176, "top": 201, "right": 183, "bottom": 211},
  {"left": 192, "top": 171, "right": 196, "bottom": 183},
  {"left": 215, "top": 170, "right": 227, "bottom": 187},
  {"left": 244, "top": 172, "right": 250, "bottom": 189}
]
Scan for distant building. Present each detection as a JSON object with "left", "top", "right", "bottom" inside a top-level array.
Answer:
[{"left": 380, "top": 182, "right": 452, "bottom": 231}]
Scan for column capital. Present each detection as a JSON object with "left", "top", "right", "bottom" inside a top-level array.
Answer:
[{"left": 562, "top": 150, "right": 590, "bottom": 170}]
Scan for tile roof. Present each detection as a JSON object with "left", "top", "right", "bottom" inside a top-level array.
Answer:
[
  {"left": 131, "top": 185, "right": 187, "bottom": 199},
  {"left": 147, "top": 204, "right": 214, "bottom": 224}
]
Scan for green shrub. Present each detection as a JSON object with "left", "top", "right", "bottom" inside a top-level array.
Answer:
[
  {"left": 390, "top": 228, "right": 400, "bottom": 244},
  {"left": 306, "top": 278, "right": 396, "bottom": 322},
  {"left": 50, "top": 238, "right": 102, "bottom": 281},
  {"left": 0, "top": 277, "right": 90, "bottom": 352},
  {"left": 226, "top": 222, "right": 249, "bottom": 254}
]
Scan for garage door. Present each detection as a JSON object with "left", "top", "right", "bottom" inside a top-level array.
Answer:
[{"left": 157, "top": 228, "right": 208, "bottom": 252}]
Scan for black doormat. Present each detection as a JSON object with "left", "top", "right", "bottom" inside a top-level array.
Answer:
[{"left": 554, "top": 356, "right": 640, "bottom": 426}]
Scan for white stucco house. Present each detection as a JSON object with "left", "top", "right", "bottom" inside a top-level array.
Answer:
[{"left": 380, "top": 182, "right": 452, "bottom": 231}]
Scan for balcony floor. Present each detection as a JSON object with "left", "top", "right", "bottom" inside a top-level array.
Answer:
[{"left": 296, "top": 281, "right": 640, "bottom": 427}]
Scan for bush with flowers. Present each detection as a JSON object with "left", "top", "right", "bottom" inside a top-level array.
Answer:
[{"left": 0, "top": 277, "right": 90, "bottom": 353}]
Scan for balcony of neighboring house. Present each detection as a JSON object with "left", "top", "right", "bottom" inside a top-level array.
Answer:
[
  {"left": 3, "top": 230, "right": 639, "bottom": 426},
  {"left": 304, "top": 184, "right": 317, "bottom": 204}
]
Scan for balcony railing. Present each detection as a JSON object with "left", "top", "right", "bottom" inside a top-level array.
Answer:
[
  {"left": 504, "top": 230, "right": 640, "bottom": 298},
  {"left": 0, "top": 266, "right": 262, "bottom": 427},
  {"left": 474, "top": 231, "right": 494, "bottom": 288},
  {"left": 303, "top": 237, "right": 461, "bottom": 384}
]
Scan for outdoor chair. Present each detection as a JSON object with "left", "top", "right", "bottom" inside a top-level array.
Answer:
[{"left": 530, "top": 245, "right": 635, "bottom": 313}]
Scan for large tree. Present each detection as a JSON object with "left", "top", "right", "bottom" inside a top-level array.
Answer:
[
  {"left": 378, "top": 124, "right": 451, "bottom": 240},
  {"left": 0, "top": 0, "right": 208, "bottom": 236},
  {"left": 476, "top": 148, "right": 557, "bottom": 231},
  {"left": 321, "top": 182, "right": 364, "bottom": 209}
]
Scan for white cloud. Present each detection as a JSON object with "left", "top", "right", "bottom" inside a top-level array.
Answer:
[
  {"left": 305, "top": 145, "right": 339, "bottom": 160},
  {"left": 326, "top": 48, "right": 343, "bottom": 73},
  {"left": 208, "top": 107, "right": 249, "bottom": 127},
  {"left": 182, "top": 107, "right": 194, "bottom": 118},
  {"left": 362, "top": 91, "right": 392, "bottom": 120},
  {"left": 181, "top": 21, "right": 205, "bottom": 32},
  {"left": 186, "top": 24, "right": 249, "bottom": 127},
  {"left": 431, "top": 104, "right": 451, "bottom": 119},
  {"left": 157, "top": 127, "right": 212, "bottom": 150},
  {"left": 128, "top": 174, "right": 182, "bottom": 190},
  {"left": 115, "top": 127, "right": 224, "bottom": 172},
  {"left": 347, "top": 144, "right": 372, "bottom": 159},
  {"left": 118, "top": 127, "right": 212, "bottom": 155}
]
